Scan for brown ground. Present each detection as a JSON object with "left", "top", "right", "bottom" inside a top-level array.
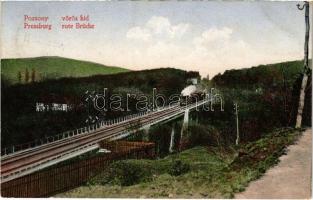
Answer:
[{"left": 235, "top": 128, "right": 312, "bottom": 199}]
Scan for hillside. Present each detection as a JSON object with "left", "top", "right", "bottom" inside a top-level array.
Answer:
[
  {"left": 58, "top": 128, "right": 302, "bottom": 198},
  {"left": 208, "top": 59, "right": 311, "bottom": 141},
  {"left": 1, "top": 56, "right": 129, "bottom": 84},
  {"left": 212, "top": 60, "right": 304, "bottom": 89}
]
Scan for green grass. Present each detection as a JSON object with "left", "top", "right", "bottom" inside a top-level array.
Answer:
[
  {"left": 57, "top": 128, "right": 302, "bottom": 198},
  {"left": 1, "top": 56, "right": 129, "bottom": 84}
]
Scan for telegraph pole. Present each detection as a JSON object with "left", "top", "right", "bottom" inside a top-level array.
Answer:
[
  {"left": 295, "top": 2, "right": 311, "bottom": 128},
  {"left": 234, "top": 103, "right": 240, "bottom": 145}
]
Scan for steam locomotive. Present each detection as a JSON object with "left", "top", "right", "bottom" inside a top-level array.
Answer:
[{"left": 180, "top": 85, "right": 206, "bottom": 106}]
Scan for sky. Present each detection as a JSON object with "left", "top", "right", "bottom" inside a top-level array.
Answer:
[{"left": 1, "top": 1, "right": 311, "bottom": 77}]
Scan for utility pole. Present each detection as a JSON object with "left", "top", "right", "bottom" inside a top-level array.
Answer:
[
  {"left": 296, "top": 2, "right": 311, "bottom": 128},
  {"left": 234, "top": 103, "right": 240, "bottom": 145}
]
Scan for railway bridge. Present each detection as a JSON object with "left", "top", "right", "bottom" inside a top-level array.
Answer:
[{"left": 1, "top": 98, "right": 214, "bottom": 183}]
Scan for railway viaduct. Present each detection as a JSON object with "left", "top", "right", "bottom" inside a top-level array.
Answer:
[{"left": 1, "top": 97, "right": 220, "bottom": 183}]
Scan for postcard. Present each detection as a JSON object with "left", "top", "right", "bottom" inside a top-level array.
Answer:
[{"left": 0, "top": 1, "right": 311, "bottom": 198}]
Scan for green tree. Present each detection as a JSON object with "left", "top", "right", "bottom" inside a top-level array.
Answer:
[
  {"left": 31, "top": 68, "right": 36, "bottom": 82},
  {"left": 25, "top": 68, "right": 29, "bottom": 83},
  {"left": 17, "top": 71, "right": 22, "bottom": 83}
]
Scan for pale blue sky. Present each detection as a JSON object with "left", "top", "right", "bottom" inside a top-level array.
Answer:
[{"left": 1, "top": 1, "right": 310, "bottom": 77}]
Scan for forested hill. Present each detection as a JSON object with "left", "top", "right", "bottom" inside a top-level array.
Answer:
[
  {"left": 1, "top": 56, "right": 129, "bottom": 84},
  {"left": 209, "top": 59, "right": 311, "bottom": 141},
  {"left": 212, "top": 60, "right": 304, "bottom": 89}
]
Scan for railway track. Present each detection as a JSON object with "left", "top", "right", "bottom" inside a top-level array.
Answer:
[
  {"left": 1, "top": 99, "right": 210, "bottom": 182},
  {"left": 2, "top": 105, "right": 180, "bottom": 163},
  {"left": 1, "top": 105, "right": 182, "bottom": 180}
]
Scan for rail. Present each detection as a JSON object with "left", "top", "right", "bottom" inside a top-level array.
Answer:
[{"left": 1, "top": 102, "right": 180, "bottom": 156}]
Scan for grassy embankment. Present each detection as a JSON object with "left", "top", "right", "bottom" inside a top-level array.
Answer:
[
  {"left": 58, "top": 128, "right": 302, "bottom": 198},
  {"left": 1, "top": 56, "right": 129, "bottom": 84}
]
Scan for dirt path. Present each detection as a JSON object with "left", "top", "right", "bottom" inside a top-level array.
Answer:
[{"left": 236, "top": 128, "right": 312, "bottom": 199}]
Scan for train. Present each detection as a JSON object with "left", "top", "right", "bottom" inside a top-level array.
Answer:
[{"left": 180, "top": 85, "right": 206, "bottom": 106}]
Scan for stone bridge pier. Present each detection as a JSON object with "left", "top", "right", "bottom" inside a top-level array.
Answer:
[
  {"left": 179, "top": 108, "right": 190, "bottom": 151},
  {"left": 142, "top": 124, "right": 151, "bottom": 141},
  {"left": 169, "top": 124, "right": 175, "bottom": 153}
]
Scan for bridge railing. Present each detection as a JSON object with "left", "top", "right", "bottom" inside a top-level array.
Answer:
[{"left": 1, "top": 104, "right": 179, "bottom": 156}]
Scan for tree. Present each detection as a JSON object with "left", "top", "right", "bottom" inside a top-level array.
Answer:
[
  {"left": 17, "top": 71, "right": 22, "bottom": 83},
  {"left": 25, "top": 68, "right": 29, "bottom": 83},
  {"left": 296, "top": 2, "right": 310, "bottom": 128},
  {"left": 31, "top": 68, "right": 36, "bottom": 82},
  {"left": 234, "top": 103, "right": 240, "bottom": 145}
]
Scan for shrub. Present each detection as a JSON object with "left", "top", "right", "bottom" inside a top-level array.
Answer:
[
  {"left": 108, "top": 161, "right": 151, "bottom": 186},
  {"left": 187, "top": 124, "right": 222, "bottom": 147},
  {"left": 168, "top": 160, "right": 190, "bottom": 176}
]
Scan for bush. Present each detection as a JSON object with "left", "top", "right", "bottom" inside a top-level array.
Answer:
[
  {"left": 168, "top": 160, "right": 190, "bottom": 176},
  {"left": 108, "top": 161, "right": 151, "bottom": 186},
  {"left": 187, "top": 124, "right": 222, "bottom": 147}
]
